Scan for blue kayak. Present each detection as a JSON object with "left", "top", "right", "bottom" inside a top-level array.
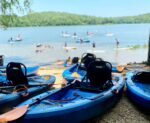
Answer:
[
  {"left": 62, "top": 64, "right": 86, "bottom": 82},
  {"left": 62, "top": 64, "right": 124, "bottom": 82},
  {"left": 0, "top": 66, "right": 39, "bottom": 77},
  {"left": 11, "top": 75, "right": 124, "bottom": 123},
  {"left": 0, "top": 75, "right": 56, "bottom": 113},
  {"left": 126, "top": 71, "right": 150, "bottom": 109},
  {"left": 26, "top": 66, "right": 39, "bottom": 76}
]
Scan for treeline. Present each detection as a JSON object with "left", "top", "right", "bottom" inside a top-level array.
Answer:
[{"left": 3, "top": 12, "right": 150, "bottom": 27}]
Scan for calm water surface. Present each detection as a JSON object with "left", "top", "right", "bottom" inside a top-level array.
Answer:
[{"left": 0, "top": 24, "right": 149, "bottom": 66}]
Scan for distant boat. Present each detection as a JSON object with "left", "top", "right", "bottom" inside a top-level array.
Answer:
[
  {"left": 114, "top": 46, "right": 133, "bottom": 50},
  {"left": 76, "top": 38, "right": 90, "bottom": 43},
  {"left": 8, "top": 35, "right": 23, "bottom": 42},
  {"left": 72, "top": 35, "right": 78, "bottom": 39},
  {"left": 87, "top": 31, "right": 94, "bottom": 37},
  {"left": 87, "top": 50, "right": 105, "bottom": 53},
  {"left": 15, "top": 34, "right": 23, "bottom": 41},
  {"left": 36, "top": 43, "right": 43, "bottom": 48},
  {"left": 105, "top": 32, "right": 114, "bottom": 37},
  {"left": 61, "top": 32, "right": 70, "bottom": 38},
  {"left": 15, "top": 37, "right": 22, "bottom": 41},
  {"left": 63, "top": 46, "right": 77, "bottom": 50},
  {"left": 8, "top": 41, "right": 15, "bottom": 44}
]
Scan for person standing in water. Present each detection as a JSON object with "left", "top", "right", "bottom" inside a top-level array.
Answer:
[
  {"left": 64, "top": 42, "right": 67, "bottom": 47},
  {"left": 115, "top": 38, "right": 120, "bottom": 48},
  {"left": 64, "top": 42, "right": 68, "bottom": 52},
  {"left": 92, "top": 41, "right": 96, "bottom": 48}
]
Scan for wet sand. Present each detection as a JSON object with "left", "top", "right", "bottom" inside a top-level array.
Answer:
[{"left": 38, "top": 63, "right": 150, "bottom": 123}]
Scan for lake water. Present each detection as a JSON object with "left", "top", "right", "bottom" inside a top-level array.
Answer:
[{"left": 0, "top": 24, "right": 149, "bottom": 66}]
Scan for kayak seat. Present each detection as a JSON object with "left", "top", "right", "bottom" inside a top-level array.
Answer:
[
  {"left": 6, "top": 62, "right": 28, "bottom": 86},
  {"left": 80, "top": 53, "right": 96, "bottom": 69},
  {"left": 87, "top": 60, "right": 113, "bottom": 87},
  {"left": 71, "top": 57, "right": 79, "bottom": 64},
  {"left": 73, "top": 59, "right": 113, "bottom": 92},
  {"left": 132, "top": 71, "right": 150, "bottom": 83}
]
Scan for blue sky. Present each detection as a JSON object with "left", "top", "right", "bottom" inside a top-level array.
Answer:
[{"left": 31, "top": 0, "right": 150, "bottom": 17}]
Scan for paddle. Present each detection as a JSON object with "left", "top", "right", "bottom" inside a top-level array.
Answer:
[
  {"left": 0, "top": 79, "right": 78, "bottom": 122},
  {"left": 116, "top": 65, "right": 124, "bottom": 72}
]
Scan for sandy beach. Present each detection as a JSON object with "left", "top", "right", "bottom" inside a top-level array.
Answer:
[{"left": 38, "top": 63, "right": 150, "bottom": 123}]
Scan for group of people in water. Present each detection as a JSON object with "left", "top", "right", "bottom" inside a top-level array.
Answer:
[
  {"left": 64, "top": 41, "right": 96, "bottom": 49},
  {"left": 35, "top": 44, "right": 54, "bottom": 53}
]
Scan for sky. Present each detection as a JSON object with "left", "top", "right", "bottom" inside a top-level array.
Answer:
[{"left": 31, "top": 0, "right": 150, "bottom": 17}]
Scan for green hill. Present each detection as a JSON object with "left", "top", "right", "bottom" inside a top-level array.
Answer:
[{"left": 5, "top": 11, "right": 150, "bottom": 27}]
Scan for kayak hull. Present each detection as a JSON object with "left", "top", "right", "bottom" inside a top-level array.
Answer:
[
  {"left": 12, "top": 75, "right": 124, "bottom": 123},
  {"left": 0, "top": 75, "right": 56, "bottom": 113},
  {"left": 126, "top": 71, "right": 150, "bottom": 109}
]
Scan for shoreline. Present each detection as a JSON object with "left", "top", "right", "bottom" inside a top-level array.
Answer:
[{"left": 1, "top": 45, "right": 148, "bottom": 66}]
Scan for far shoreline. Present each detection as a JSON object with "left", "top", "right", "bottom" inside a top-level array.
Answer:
[{"left": 2, "top": 23, "right": 150, "bottom": 28}]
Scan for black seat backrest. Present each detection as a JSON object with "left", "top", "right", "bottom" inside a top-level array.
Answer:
[
  {"left": 6, "top": 62, "right": 28, "bottom": 86},
  {"left": 72, "top": 57, "right": 79, "bottom": 64},
  {"left": 81, "top": 53, "right": 96, "bottom": 69},
  {"left": 87, "top": 60, "right": 112, "bottom": 87},
  {"left": 132, "top": 71, "right": 150, "bottom": 83}
]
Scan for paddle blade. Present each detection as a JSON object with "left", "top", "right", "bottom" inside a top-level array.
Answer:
[
  {"left": 117, "top": 65, "right": 124, "bottom": 72},
  {"left": 0, "top": 105, "right": 29, "bottom": 122}
]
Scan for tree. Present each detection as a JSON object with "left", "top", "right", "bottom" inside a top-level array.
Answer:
[
  {"left": 147, "top": 31, "right": 150, "bottom": 66},
  {"left": 0, "top": 0, "right": 31, "bottom": 27}
]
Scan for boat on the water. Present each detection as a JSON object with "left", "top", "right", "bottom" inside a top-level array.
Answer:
[
  {"left": 126, "top": 71, "right": 150, "bottom": 109},
  {"left": 7, "top": 60, "right": 124, "bottom": 123},
  {"left": 76, "top": 38, "right": 90, "bottom": 43},
  {"left": 15, "top": 37, "right": 22, "bottom": 41},
  {"left": 63, "top": 46, "right": 77, "bottom": 50},
  {"left": 105, "top": 32, "right": 114, "bottom": 37},
  {"left": 61, "top": 32, "right": 70, "bottom": 38},
  {"left": 8, "top": 35, "right": 23, "bottom": 42}
]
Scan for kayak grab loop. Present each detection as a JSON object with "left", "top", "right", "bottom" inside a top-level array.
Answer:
[
  {"left": 13, "top": 85, "right": 29, "bottom": 97},
  {"left": 112, "top": 89, "right": 119, "bottom": 94}
]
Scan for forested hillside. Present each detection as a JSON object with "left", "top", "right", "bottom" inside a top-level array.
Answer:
[{"left": 3, "top": 12, "right": 150, "bottom": 27}]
